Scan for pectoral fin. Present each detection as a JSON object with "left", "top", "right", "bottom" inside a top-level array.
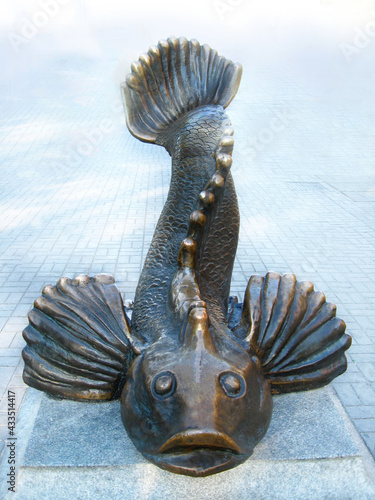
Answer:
[
  {"left": 22, "top": 274, "right": 141, "bottom": 401},
  {"left": 232, "top": 272, "right": 351, "bottom": 394}
]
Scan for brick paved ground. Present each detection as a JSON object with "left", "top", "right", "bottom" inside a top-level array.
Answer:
[{"left": 0, "top": 7, "right": 374, "bottom": 468}]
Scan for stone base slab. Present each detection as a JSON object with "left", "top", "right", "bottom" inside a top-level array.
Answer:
[{"left": 2, "top": 386, "right": 375, "bottom": 499}]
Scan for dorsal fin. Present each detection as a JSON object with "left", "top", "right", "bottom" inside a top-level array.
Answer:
[
  {"left": 122, "top": 37, "right": 242, "bottom": 143},
  {"left": 169, "top": 131, "right": 235, "bottom": 320}
]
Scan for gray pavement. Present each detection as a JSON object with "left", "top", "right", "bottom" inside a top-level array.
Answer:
[{"left": 1, "top": 1, "right": 375, "bottom": 484}]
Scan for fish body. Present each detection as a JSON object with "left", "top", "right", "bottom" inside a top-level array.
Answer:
[{"left": 21, "top": 38, "right": 351, "bottom": 477}]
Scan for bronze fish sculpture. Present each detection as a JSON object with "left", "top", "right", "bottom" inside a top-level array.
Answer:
[{"left": 22, "top": 38, "right": 351, "bottom": 477}]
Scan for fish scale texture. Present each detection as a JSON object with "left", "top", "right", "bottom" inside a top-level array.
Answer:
[{"left": 132, "top": 105, "right": 239, "bottom": 339}]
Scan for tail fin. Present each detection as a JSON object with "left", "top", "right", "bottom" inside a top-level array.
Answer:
[{"left": 121, "top": 37, "right": 242, "bottom": 143}]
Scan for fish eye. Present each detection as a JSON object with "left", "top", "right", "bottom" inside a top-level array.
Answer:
[
  {"left": 151, "top": 371, "right": 176, "bottom": 400},
  {"left": 219, "top": 372, "right": 246, "bottom": 398}
]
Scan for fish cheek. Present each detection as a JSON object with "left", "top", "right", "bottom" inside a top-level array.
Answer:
[
  {"left": 247, "top": 356, "right": 273, "bottom": 443},
  {"left": 120, "top": 360, "right": 159, "bottom": 453},
  {"left": 214, "top": 375, "right": 248, "bottom": 441},
  {"left": 120, "top": 364, "right": 149, "bottom": 449},
  {"left": 120, "top": 378, "right": 145, "bottom": 447},
  {"left": 121, "top": 362, "right": 184, "bottom": 455},
  {"left": 235, "top": 362, "right": 273, "bottom": 451},
  {"left": 214, "top": 360, "right": 272, "bottom": 455}
]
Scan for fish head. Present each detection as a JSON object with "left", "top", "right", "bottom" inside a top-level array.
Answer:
[{"left": 121, "top": 304, "right": 272, "bottom": 477}]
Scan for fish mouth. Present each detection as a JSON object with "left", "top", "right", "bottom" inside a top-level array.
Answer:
[
  {"left": 159, "top": 430, "right": 241, "bottom": 454},
  {"left": 148, "top": 430, "right": 247, "bottom": 477}
]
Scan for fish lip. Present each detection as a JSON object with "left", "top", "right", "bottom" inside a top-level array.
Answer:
[
  {"left": 159, "top": 429, "right": 241, "bottom": 454},
  {"left": 148, "top": 432, "right": 247, "bottom": 477}
]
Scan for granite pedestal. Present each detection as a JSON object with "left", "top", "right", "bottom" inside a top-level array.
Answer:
[{"left": 2, "top": 386, "right": 375, "bottom": 499}]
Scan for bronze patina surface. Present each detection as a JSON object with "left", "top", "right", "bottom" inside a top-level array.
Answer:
[{"left": 22, "top": 38, "right": 351, "bottom": 477}]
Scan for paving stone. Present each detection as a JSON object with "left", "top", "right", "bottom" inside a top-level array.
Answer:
[
  {"left": 0, "top": 388, "right": 6, "bottom": 402},
  {"left": 0, "top": 357, "right": 19, "bottom": 367},
  {"left": 352, "top": 383, "right": 375, "bottom": 406},
  {"left": 345, "top": 406, "right": 375, "bottom": 420},
  {"left": 358, "top": 363, "right": 375, "bottom": 383},
  {"left": 0, "top": 367, "right": 17, "bottom": 387},
  {"left": 353, "top": 419, "right": 375, "bottom": 433},
  {"left": 334, "top": 383, "right": 362, "bottom": 406},
  {"left": 362, "top": 433, "right": 375, "bottom": 457}
]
